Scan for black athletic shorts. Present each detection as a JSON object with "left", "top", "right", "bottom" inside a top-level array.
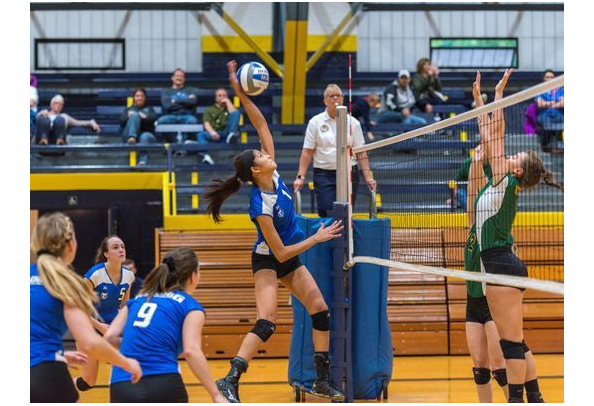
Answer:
[
  {"left": 481, "top": 246, "right": 528, "bottom": 290},
  {"left": 110, "top": 373, "right": 188, "bottom": 403},
  {"left": 252, "top": 252, "right": 303, "bottom": 278},
  {"left": 466, "top": 295, "right": 493, "bottom": 324},
  {"left": 30, "top": 361, "right": 79, "bottom": 403}
]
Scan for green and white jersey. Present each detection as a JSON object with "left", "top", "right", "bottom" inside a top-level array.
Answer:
[
  {"left": 464, "top": 225, "right": 484, "bottom": 298},
  {"left": 475, "top": 173, "right": 520, "bottom": 253}
]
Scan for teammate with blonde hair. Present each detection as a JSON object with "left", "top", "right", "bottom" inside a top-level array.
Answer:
[{"left": 30, "top": 212, "right": 141, "bottom": 402}]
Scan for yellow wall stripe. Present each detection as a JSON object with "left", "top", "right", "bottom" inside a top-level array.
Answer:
[
  {"left": 282, "top": 21, "right": 298, "bottom": 124},
  {"left": 203, "top": 34, "right": 356, "bottom": 53},
  {"left": 293, "top": 21, "right": 309, "bottom": 123},
  {"left": 353, "top": 212, "right": 564, "bottom": 228},
  {"left": 307, "top": 34, "right": 357, "bottom": 52},
  {"left": 202, "top": 35, "right": 272, "bottom": 53},
  {"left": 165, "top": 212, "right": 563, "bottom": 231},
  {"left": 31, "top": 173, "right": 163, "bottom": 191}
]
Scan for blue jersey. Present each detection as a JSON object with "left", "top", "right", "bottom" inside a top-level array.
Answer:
[
  {"left": 85, "top": 263, "right": 134, "bottom": 324},
  {"left": 535, "top": 87, "right": 564, "bottom": 104},
  {"left": 249, "top": 171, "right": 305, "bottom": 255},
  {"left": 110, "top": 290, "right": 204, "bottom": 383},
  {"left": 30, "top": 264, "right": 68, "bottom": 367}
]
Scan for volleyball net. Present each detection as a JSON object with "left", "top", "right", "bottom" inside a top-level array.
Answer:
[{"left": 337, "top": 74, "right": 564, "bottom": 295}]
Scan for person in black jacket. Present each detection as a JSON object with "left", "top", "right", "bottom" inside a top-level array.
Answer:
[
  {"left": 155, "top": 68, "right": 199, "bottom": 143},
  {"left": 120, "top": 88, "right": 158, "bottom": 166}
]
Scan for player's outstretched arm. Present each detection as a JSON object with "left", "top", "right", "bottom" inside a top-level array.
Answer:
[
  {"left": 64, "top": 305, "right": 142, "bottom": 383},
  {"left": 104, "top": 306, "right": 129, "bottom": 349},
  {"left": 227, "top": 60, "right": 275, "bottom": 161},
  {"left": 485, "top": 69, "right": 513, "bottom": 185},
  {"left": 256, "top": 216, "right": 343, "bottom": 263},
  {"left": 182, "top": 311, "right": 228, "bottom": 403}
]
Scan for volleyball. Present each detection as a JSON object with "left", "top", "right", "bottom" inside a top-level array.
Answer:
[{"left": 237, "top": 61, "right": 269, "bottom": 96}]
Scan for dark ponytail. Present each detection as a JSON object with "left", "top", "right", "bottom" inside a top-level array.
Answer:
[
  {"left": 140, "top": 247, "right": 198, "bottom": 298},
  {"left": 205, "top": 149, "right": 256, "bottom": 223},
  {"left": 543, "top": 169, "right": 564, "bottom": 192}
]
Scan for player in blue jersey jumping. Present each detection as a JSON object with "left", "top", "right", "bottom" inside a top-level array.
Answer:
[
  {"left": 73, "top": 235, "right": 135, "bottom": 392},
  {"left": 204, "top": 61, "right": 345, "bottom": 403},
  {"left": 104, "top": 247, "right": 227, "bottom": 402},
  {"left": 30, "top": 212, "right": 141, "bottom": 402}
]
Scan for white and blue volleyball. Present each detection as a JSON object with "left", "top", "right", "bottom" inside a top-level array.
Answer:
[{"left": 237, "top": 62, "right": 269, "bottom": 96}]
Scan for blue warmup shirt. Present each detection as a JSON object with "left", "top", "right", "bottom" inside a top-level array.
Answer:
[
  {"left": 110, "top": 290, "right": 205, "bottom": 383},
  {"left": 535, "top": 87, "right": 564, "bottom": 104},
  {"left": 30, "top": 264, "right": 68, "bottom": 367},
  {"left": 249, "top": 171, "right": 305, "bottom": 255},
  {"left": 85, "top": 263, "right": 134, "bottom": 324}
]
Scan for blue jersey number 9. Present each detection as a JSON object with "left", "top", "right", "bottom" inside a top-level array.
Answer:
[{"left": 133, "top": 302, "right": 158, "bottom": 328}]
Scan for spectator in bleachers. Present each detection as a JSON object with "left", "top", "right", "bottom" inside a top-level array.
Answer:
[
  {"left": 446, "top": 155, "right": 471, "bottom": 210},
  {"left": 123, "top": 258, "right": 143, "bottom": 298},
  {"left": 35, "top": 94, "right": 101, "bottom": 145},
  {"left": 192, "top": 88, "right": 240, "bottom": 164},
  {"left": 535, "top": 69, "right": 564, "bottom": 153},
  {"left": 411, "top": 58, "right": 448, "bottom": 114},
  {"left": 156, "top": 68, "right": 199, "bottom": 143},
  {"left": 377, "top": 69, "right": 427, "bottom": 126},
  {"left": 119, "top": 88, "right": 157, "bottom": 166},
  {"left": 30, "top": 81, "right": 39, "bottom": 140},
  {"left": 367, "top": 92, "right": 381, "bottom": 122},
  {"left": 197, "top": 88, "right": 240, "bottom": 144},
  {"left": 350, "top": 95, "right": 376, "bottom": 141}
]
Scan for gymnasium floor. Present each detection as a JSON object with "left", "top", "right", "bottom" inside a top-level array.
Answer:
[{"left": 74, "top": 354, "right": 563, "bottom": 403}]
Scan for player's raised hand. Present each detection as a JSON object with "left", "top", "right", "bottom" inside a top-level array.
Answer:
[
  {"left": 472, "top": 71, "right": 482, "bottom": 102},
  {"left": 495, "top": 68, "right": 513, "bottom": 96},
  {"left": 313, "top": 220, "right": 344, "bottom": 243},
  {"left": 227, "top": 61, "right": 242, "bottom": 96}
]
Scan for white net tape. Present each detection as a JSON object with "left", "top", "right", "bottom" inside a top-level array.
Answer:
[
  {"left": 351, "top": 256, "right": 564, "bottom": 295},
  {"left": 353, "top": 75, "right": 564, "bottom": 154}
]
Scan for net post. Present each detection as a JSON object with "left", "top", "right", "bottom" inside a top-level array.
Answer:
[
  {"left": 336, "top": 106, "right": 349, "bottom": 204},
  {"left": 330, "top": 105, "right": 354, "bottom": 402}
]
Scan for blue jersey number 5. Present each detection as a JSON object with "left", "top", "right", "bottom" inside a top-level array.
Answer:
[{"left": 133, "top": 303, "right": 158, "bottom": 328}]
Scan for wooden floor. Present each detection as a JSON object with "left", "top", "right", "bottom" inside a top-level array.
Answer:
[{"left": 74, "top": 354, "right": 563, "bottom": 403}]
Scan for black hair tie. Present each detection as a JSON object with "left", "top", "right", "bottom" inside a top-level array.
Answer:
[
  {"left": 36, "top": 249, "right": 54, "bottom": 257},
  {"left": 163, "top": 256, "right": 176, "bottom": 273}
]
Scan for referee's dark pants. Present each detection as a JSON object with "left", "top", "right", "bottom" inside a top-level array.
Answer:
[{"left": 313, "top": 165, "right": 360, "bottom": 217}]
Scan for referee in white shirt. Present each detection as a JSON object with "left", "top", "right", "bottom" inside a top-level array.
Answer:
[{"left": 293, "top": 84, "right": 377, "bottom": 217}]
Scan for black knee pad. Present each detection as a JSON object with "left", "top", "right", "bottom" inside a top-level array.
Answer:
[
  {"left": 472, "top": 367, "right": 491, "bottom": 385},
  {"left": 500, "top": 339, "right": 526, "bottom": 360},
  {"left": 522, "top": 340, "right": 530, "bottom": 353},
  {"left": 492, "top": 368, "right": 508, "bottom": 387},
  {"left": 75, "top": 377, "right": 94, "bottom": 391},
  {"left": 311, "top": 310, "right": 330, "bottom": 331},
  {"left": 250, "top": 319, "right": 276, "bottom": 342}
]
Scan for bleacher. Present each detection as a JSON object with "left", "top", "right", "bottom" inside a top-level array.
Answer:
[{"left": 32, "top": 69, "right": 564, "bottom": 216}]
